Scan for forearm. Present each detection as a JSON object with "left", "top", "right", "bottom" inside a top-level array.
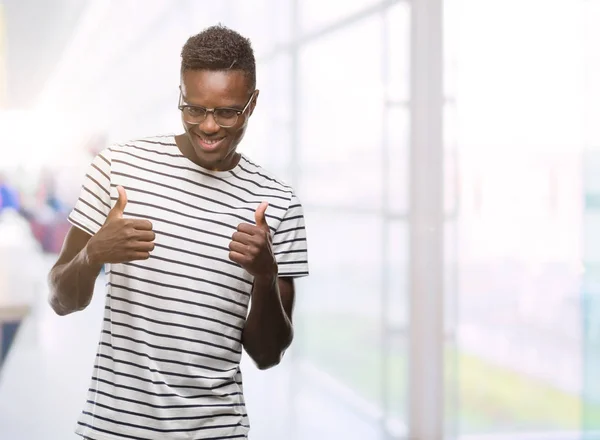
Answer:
[
  {"left": 48, "top": 247, "right": 103, "bottom": 316},
  {"left": 243, "top": 275, "right": 293, "bottom": 369}
]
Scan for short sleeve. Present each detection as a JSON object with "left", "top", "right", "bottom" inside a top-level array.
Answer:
[
  {"left": 67, "top": 148, "right": 112, "bottom": 236},
  {"left": 273, "top": 193, "right": 309, "bottom": 278}
]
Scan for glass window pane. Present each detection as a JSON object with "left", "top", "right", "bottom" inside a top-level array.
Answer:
[
  {"left": 445, "top": 219, "right": 460, "bottom": 439},
  {"left": 208, "top": 0, "right": 290, "bottom": 55},
  {"left": 444, "top": 0, "right": 459, "bottom": 99},
  {"left": 452, "top": 0, "right": 586, "bottom": 435},
  {"left": 382, "top": 221, "right": 409, "bottom": 436},
  {"left": 456, "top": 151, "right": 583, "bottom": 434},
  {"left": 246, "top": 55, "right": 293, "bottom": 170},
  {"left": 385, "top": 2, "right": 410, "bottom": 103},
  {"left": 583, "top": 0, "right": 600, "bottom": 424},
  {"left": 584, "top": 1, "right": 600, "bottom": 148},
  {"left": 299, "top": 0, "right": 384, "bottom": 34},
  {"left": 297, "top": 210, "right": 385, "bottom": 429},
  {"left": 445, "top": 104, "right": 459, "bottom": 217},
  {"left": 384, "top": 333, "right": 408, "bottom": 438},
  {"left": 386, "top": 107, "right": 409, "bottom": 215},
  {"left": 384, "top": 221, "right": 409, "bottom": 328},
  {"left": 297, "top": 16, "right": 384, "bottom": 210}
]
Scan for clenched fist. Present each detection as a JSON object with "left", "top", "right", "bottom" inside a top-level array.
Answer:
[
  {"left": 86, "top": 186, "right": 155, "bottom": 265},
  {"left": 229, "top": 202, "right": 277, "bottom": 278}
]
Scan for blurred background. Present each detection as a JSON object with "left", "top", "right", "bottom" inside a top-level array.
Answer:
[{"left": 0, "top": 0, "right": 599, "bottom": 439}]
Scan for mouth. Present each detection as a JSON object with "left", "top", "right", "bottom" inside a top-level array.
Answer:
[{"left": 193, "top": 132, "right": 227, "bottom": 152}]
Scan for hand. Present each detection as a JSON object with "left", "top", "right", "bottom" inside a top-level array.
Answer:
[
  {"left": 85, "top": 186, "right": 155, "bottom": 265},
  {"left": 229, "top": 202, "right": 277, "bottom": 279}
]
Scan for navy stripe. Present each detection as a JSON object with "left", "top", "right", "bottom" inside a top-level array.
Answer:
[
  {"left": 106, "top": 291, "right": 244, "bottom": 332},
  {"left": 93, "top": 364, "right": 237, "bottom": 391},
  {"left": 112, "top": 180, "right": 284, "bottom": 226},
  {"left": 118, "top": 262, "right": 250, "bottom": 297},
  {"left": 110, "top": 269, "right": 248, "bottom": 307},
  {"left": 105, "top": 305, "right": 241, "bottom": 344},
  {"left": 79, "top": 197, "right": 106, "bottom": 218},
  {"left": 102, "top": 329, "right": 238, "bottom": 364},
  {"left": 275, "top": 226, "right": 305, "bottom": 235},
  {"left": 85, "top": 173, "right": 110, "bottom": 195},
  {"left": 68, "top": 216, "right": 95, "bottom": 236},
  {"left": 99, "top": 341, "right": 238, "bottom": 373},
  {"left": 273, "top": 237, "right": 307, "bottom": 246},
  {"left": 107, "top": 282, "right": 247, "bottom": 321},
  {"left": 91, "top": 162, "right": 109, "bottom": 181},
  {"left": 275, "top": 248, "right": 307, "bottom": 255},
  {"left": 119, "top": 143, "right": 180, "bottom": 157},
  {"left": 147, "top": 254, "right": 252, "bottom": 287},
  {"left": 98, "top": 152, "right": 111, "bottom": 166},
  {"left": 72, "top": 207, "right": 102, "bottom": 228},
  {"left": 77, "top": 422, "right": 151, "bottom": 440},
  {"left": 129, "top": 138, "right": 177, "bottom": 146},
  {"left": 123, "top": 210, "right": 231, "bottom": 240},
  {"left": 96, "top": 353, "right": 235, "bottom": 381},
  {"left": 278, "top": 271, "right": 309, "bottom": 277},
  {"left": 88, "top": 388, "right": 245, "bottom": 409},
  {"left": 82, "top": 410, "right": 248, "bottom": 434},
  {"left": 153, "top": 242, "right": 239, "bottom": 268},
  {"left": 92, "top": 376, "right": 242, "bottom": 400},
  {"left": 112, "top": 159, "right": 287, "bottom": 211},
  {"left": 152, "top": 228, "right": 228, "bottom": 252},
  {"left": 115, "top": 147, "right": 291, "bottom": 200},
  {"left": 106, "top": 317, "right": 242, "bottom": 354},
  {"left": 278, "top": 260, "right": 308, "bottom": 265},
  {"left": 83, "top": 185, "right": 111, "bottom": 209},
  {"left": 239, "top": 157, "right": 293, "bottom": 191}
]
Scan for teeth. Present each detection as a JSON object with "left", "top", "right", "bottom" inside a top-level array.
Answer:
[{"left": 200, "top": 137, "right": 224, "bottom": 144}]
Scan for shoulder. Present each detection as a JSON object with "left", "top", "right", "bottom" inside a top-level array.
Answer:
[
  {"left": 108, "top": 134, "right": 178, "bottom": 155},
  {"left": 237, "top": 155, "right": 295, "bottom": 198}
]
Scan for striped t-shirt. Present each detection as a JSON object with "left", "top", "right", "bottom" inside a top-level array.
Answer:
[{"left": 67, "top": 134, "right": 309, "bottom": 440}]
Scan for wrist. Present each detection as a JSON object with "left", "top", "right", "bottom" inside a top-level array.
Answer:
[
  {"left": 82, "top": 239, "right": 103, "bottom": 271},
  {"left": 254, "top": 265, "right": 278, "bottom": 287}
]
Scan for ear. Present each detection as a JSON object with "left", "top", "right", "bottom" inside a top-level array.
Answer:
[{"left": 249, "top": 90, "right": 259, "bottom": 116}]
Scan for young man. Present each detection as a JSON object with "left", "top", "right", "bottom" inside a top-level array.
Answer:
[{"left": 48, "top": 25, "right": 309, "bottom": 440}]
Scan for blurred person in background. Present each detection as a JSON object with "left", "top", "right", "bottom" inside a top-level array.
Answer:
[
  {"left": 0, "top": 172, "right": 21, "bottom": 214},
  {"left": 47, "top": 25, "right": 309, "bottom": 440}
]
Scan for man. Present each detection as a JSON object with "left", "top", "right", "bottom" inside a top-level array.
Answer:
[{"left": 48, "top": 25, "right": 309, "bottom": 440}]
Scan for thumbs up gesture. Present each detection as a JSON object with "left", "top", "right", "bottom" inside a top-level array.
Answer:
[
  {"left": 229, "top": 202, "right": 277, "bottom": 278},
  {"left": 86, "top": 186, "right": 155, "bottom": 265}
]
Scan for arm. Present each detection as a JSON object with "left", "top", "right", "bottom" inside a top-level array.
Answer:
[
  {"left": 242, "top": 276, "right": 295, "bottom": 370},
  {"left": 229, "top": 196, "right": 309, "bottom": 370},
  {"left": 48, "top": 226, "right": 102, "bottom": 316},
  {"left": 48, "top": 186, "right": 154, "bottom": 316}
]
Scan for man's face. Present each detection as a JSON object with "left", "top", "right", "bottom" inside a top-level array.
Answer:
[{"left": 180, "top": 69, "right": 257, "bottom": 171}]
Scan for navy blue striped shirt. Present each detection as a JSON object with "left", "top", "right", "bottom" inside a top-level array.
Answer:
[{"left": 68, "top": 134, "right": 309, "bottom": 440}]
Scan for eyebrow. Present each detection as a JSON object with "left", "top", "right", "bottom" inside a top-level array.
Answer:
[{"left": 183, "top": 102, "right": 243, "bottom": 111}]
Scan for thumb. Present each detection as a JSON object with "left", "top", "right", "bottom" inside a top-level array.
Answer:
[
  {"left": 107, "top": 186, "right": 127, "bottom": 220},
  {"left": 254, "top": 201, "right": 269, "bottom": 230}
]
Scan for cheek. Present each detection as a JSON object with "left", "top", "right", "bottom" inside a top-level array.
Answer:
[
  {"left": 228, "top": 126, "right": 248, "bottom": 146},
  {"left": 182, "top": 121, "right": 194, "bottom": 135}
]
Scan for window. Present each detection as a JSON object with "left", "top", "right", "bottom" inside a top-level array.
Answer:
[{"left": 297, "top": 15, "right": 384, "bottom": 210}]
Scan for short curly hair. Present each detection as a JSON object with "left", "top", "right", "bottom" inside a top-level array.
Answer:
[{"left": 180, "top": 25, "right": 256, "bottom": 90}]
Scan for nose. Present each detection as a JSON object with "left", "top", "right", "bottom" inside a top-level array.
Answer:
[{"left": 198, "top": 111, "right": 220, "bottom": 134}]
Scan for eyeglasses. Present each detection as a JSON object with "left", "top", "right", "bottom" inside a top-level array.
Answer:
[{"left": 178, "top": 88, "right": 256, "bottom": 128}]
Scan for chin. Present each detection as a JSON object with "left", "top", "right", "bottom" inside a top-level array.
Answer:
[{"left": 190, "top": 135, "right": 237, "bottom": 169}]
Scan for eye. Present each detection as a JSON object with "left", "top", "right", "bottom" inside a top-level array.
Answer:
[
  {"left": 216, "top": 109, "right": 238, "bottom": 120},
  {"left": 186, "top": 106, "right": 205, "bottom": 117}
]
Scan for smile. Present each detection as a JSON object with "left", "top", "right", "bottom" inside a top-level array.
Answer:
[{"left": 194, "top": 133, "right": 226, "bottom": 151}]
